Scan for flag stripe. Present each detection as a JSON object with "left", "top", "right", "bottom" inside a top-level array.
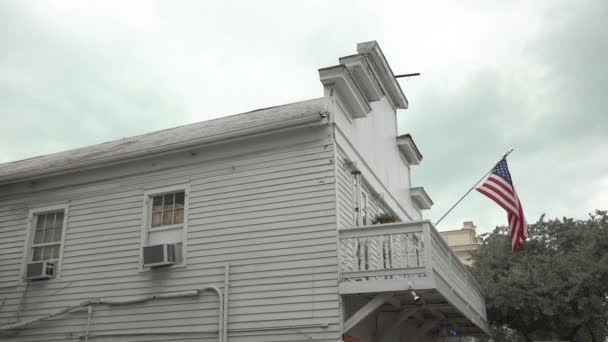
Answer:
[
  {"left": 509, "top": 213, "right": 519, "bottom": 248},
  {"left": 478, "top": 182, "right": 518, "bottom": 211},
  {"left": 477, "top": 158, "right": 528, "bottom": 252},
  {"left": 486, "top": 176, "right": 515, "bottom": 196},
  {"left": 476, "top": 186, "right": 518, "bottom": 215}
]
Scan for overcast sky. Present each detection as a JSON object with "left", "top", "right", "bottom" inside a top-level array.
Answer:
[{"left": 1, "top": 1, "right": 606, "bottom": 233}]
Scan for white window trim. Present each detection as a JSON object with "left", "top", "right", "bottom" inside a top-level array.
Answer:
[
  {"left": 139, "top": 183, "right": 190, "bottom": 272},
  {"left": 21, "top": 202, "right": 70, "bottom": 281}
]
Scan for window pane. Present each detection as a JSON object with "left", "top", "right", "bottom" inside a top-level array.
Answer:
[
  {"left": 35, "top": 215, "right": 46, "bottom": 229},
  {"left": 162, "top": 210, "right": 174, "bottom": 225},
  {"left": 163, "top": 194, "right": 174, "bottom": 211},
  {"left": 45, "top": 213, "right": 56, "bottom": 229},
  {"left": 52, "top": 227, "right": 63, "bottom": 242},
  {"left": 152, "top": 196, "right": 163, "bottom": 213},
  {"left": 32, "top": 247, "right": 43, "bottom": 261},
  {"left": 151, "top": 212, "right": 162, "bottom": 227},
  {"left": 43, "top": 228, "right": 55, "bottom": 243},
  {"left": 175, "top": 192, "right": 185, "bottom": 208},
  {"left": 149, "top": 191, "right": 185, "bottom": 228},
  {"left": 54, "top": 212, "right": 64, "bottom": 227},
  {"left": 43, "top": 246, "right": 53, "bottom": 260},
  {"left": 174, "top": 208, "right": 184, "bottom": 224},
  {"left": 34, "top": 229, "right": 45, "bottom": 244},
  {"left": 52, "top": 245, "right": 60, "bottom": 259}
]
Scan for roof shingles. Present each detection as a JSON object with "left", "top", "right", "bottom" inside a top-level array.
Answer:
[{"left": 0, "top": 98, "right": 325, "bottom": 184}]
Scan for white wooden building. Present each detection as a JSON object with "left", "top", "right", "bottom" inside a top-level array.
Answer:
[{"left": 0, "top": 41, "right": 489, "bottom": 342}]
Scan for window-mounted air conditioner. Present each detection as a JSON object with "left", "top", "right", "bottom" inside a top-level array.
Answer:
[
  {"left": 25, "top": 261, "right": 56, "bottom": 280},
  {"left": 143, "top": 244, "right": 177, "bottom": 267}
]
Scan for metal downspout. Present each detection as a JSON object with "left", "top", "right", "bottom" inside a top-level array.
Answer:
[
  {"left": 224, "top": 263, "right": 230, "bottom": 342},
  {"left": 198, "top": 286, "right": 223, "bottom": 342}
]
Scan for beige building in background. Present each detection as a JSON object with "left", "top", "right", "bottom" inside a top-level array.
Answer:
[{"left": 439, "top": 221, "right": 482, "bottom": 266}]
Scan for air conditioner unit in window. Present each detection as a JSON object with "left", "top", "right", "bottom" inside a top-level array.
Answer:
[
  {"left": 143, "top": 244, "right": 177, "bottom": 267},
  {"left": 25, "top": 261, "right": 56, "bottom": 280}
]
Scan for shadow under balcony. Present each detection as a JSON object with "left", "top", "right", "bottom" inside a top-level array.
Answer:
[{"left": 338, "top": 220, "right": 490, "bottom": 340}]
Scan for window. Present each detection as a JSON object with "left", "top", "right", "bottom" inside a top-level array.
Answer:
[
  {"left": 141, "top": 185, "right": 189, "bottom": 269},
  {"left": 23, "top": 204, "right": 69, "bottom": 280},
  {"left": 151, "top": 191, "right": 185, "bottom": 228},
  {"left": 31, "top": 211, "right": 65, "bottom": 262}
]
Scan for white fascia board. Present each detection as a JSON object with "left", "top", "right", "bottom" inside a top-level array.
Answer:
[
  {"left": 319, "top": 65, "right": 371, "bottom": 119},
  {"left": 357, "top": 41, "right": 409, "bottom": 109},
  {"left": 339, "top": 54, "right": 383, "bottom": 102},
  {"left": 411, "top": 187, "right": 433, "bottom": 210}
]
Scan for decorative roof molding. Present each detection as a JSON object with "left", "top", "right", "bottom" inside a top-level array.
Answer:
[
  {"left": 397, "top": 134, "right": 423, "bottom": 165},
  {"left": 338, "top": 54, "right": 383, "bottom": 102},
  {"left": 357, "top": 41, "right": 409, "bottom": 109},
  {"left": 411, "top": 187, "right": 433, "bottom": 210},
  {"left": 319, "top": 65, "right": 371, "bottom": 119}
]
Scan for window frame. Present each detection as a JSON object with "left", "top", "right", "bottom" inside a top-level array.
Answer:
[
  {"left": 21, "top": 203, "right": 70, "bottom": 281},
  {"left": 139, "top": 184, "right": 190, "bottom": 271}
]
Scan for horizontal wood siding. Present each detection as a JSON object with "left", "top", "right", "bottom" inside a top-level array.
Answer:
[
  {"left": 335, "top": 147, "right": 385, "bottom": 229},
  {"left": 336, "top": 148, "right": 355, "bottom": 229},
  {"left": 0, "top": 126, "right": 340, "bottom": 341}
]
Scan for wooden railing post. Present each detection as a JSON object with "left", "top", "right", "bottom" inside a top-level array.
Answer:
[
  {"left": 337, "top": 220, "right": 489, "bottom": 327},
  {"left": 423, "top": 222, "right": 433, "bottom": 279}
]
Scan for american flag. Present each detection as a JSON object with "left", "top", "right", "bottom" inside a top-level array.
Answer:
[{"left": 476, "top": 158, "right": 528, "bottom": 252}]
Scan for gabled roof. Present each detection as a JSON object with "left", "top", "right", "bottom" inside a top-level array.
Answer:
[{"left": 0, "top": 98, "right": 326, "bottom": 185}]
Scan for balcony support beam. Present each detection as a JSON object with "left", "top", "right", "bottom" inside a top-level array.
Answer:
[
  {"left": 378, "top": 306, "right": 420, "bottom": 342},
  {"left": 406, "top": 319, "right": 439, "bottom": 341},
  {"left": 338, "top": 220, "right": 490, "bottom": 336},
  {"left": 339, "top": 276, "right": 435, "bottom": 295},
  {"left": 387, "top": 298, "right": 402, "bottom": 309},
  {"left": 343, "top": 293, "right": 393, "bottom": 334}
]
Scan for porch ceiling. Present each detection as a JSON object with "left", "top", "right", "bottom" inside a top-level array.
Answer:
[{"left": 343, "top": 289, "right": 489, "bottom": 337}]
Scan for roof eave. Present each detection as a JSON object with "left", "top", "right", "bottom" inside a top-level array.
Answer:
[
  {"left": 410, "top": 186, "right": 433, "bottom": 210},
  {"left": 0, "top": 110, "right": 325, "bottom": 186},
  {"left": 357, "top": 41, "right": 409, "bottom": 109}
]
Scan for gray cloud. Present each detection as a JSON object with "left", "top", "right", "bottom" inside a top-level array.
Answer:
[
  {"left": 0, "top": 0, "right": 605, "bottom": 233},
  {"left": 406, "top": 0, "right": 608, "bottom": 231},
  {"left": 0, "top": 2, "right": 188, "bottom": 162}
]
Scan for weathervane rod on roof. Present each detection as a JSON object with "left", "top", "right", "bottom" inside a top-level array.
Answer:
[{"left": 395, "top": 73, "right": 421, "bottom": 79}]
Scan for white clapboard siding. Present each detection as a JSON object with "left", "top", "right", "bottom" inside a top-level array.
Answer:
[
  {"left": 0, "top": 126, "right": 341, "bottom": 341},
  {"left": 336, "top": 148, "right": 356, "bottom": 228},
  {"left": 335, "top": 147, "right": 389, "bottom": 230}
]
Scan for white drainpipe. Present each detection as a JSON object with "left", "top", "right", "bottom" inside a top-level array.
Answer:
[
  {"left": 223, "top": 263, "right": 230, "bottom": 342},
  {"left": 0, "top": 287, "right": 224, "bottom": 342}
]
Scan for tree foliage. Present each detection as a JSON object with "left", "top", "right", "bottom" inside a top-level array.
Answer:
[{"left": 470, "top": 210, "right": 608, "bottom": 342}]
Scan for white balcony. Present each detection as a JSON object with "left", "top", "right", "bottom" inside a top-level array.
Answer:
[{"left": 338, "top": 221, "right": 489, "bottom": 339}]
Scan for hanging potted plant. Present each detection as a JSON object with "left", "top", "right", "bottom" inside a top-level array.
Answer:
[{"left": 371, "top": 212, "right": 398, "bottom": 224}]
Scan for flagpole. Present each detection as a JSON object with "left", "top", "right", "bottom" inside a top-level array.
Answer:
[{"left": 434, "top": 149, "right": 514, "bottom": 226}]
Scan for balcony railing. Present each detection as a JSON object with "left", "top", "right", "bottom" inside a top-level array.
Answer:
[{"left": 338, "top": 220, "right": 487, "bottom": 322}]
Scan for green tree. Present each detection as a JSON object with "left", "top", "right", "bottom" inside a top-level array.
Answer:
[{"left": 470, "top": 210, "right": 608, "bottom": 342}]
